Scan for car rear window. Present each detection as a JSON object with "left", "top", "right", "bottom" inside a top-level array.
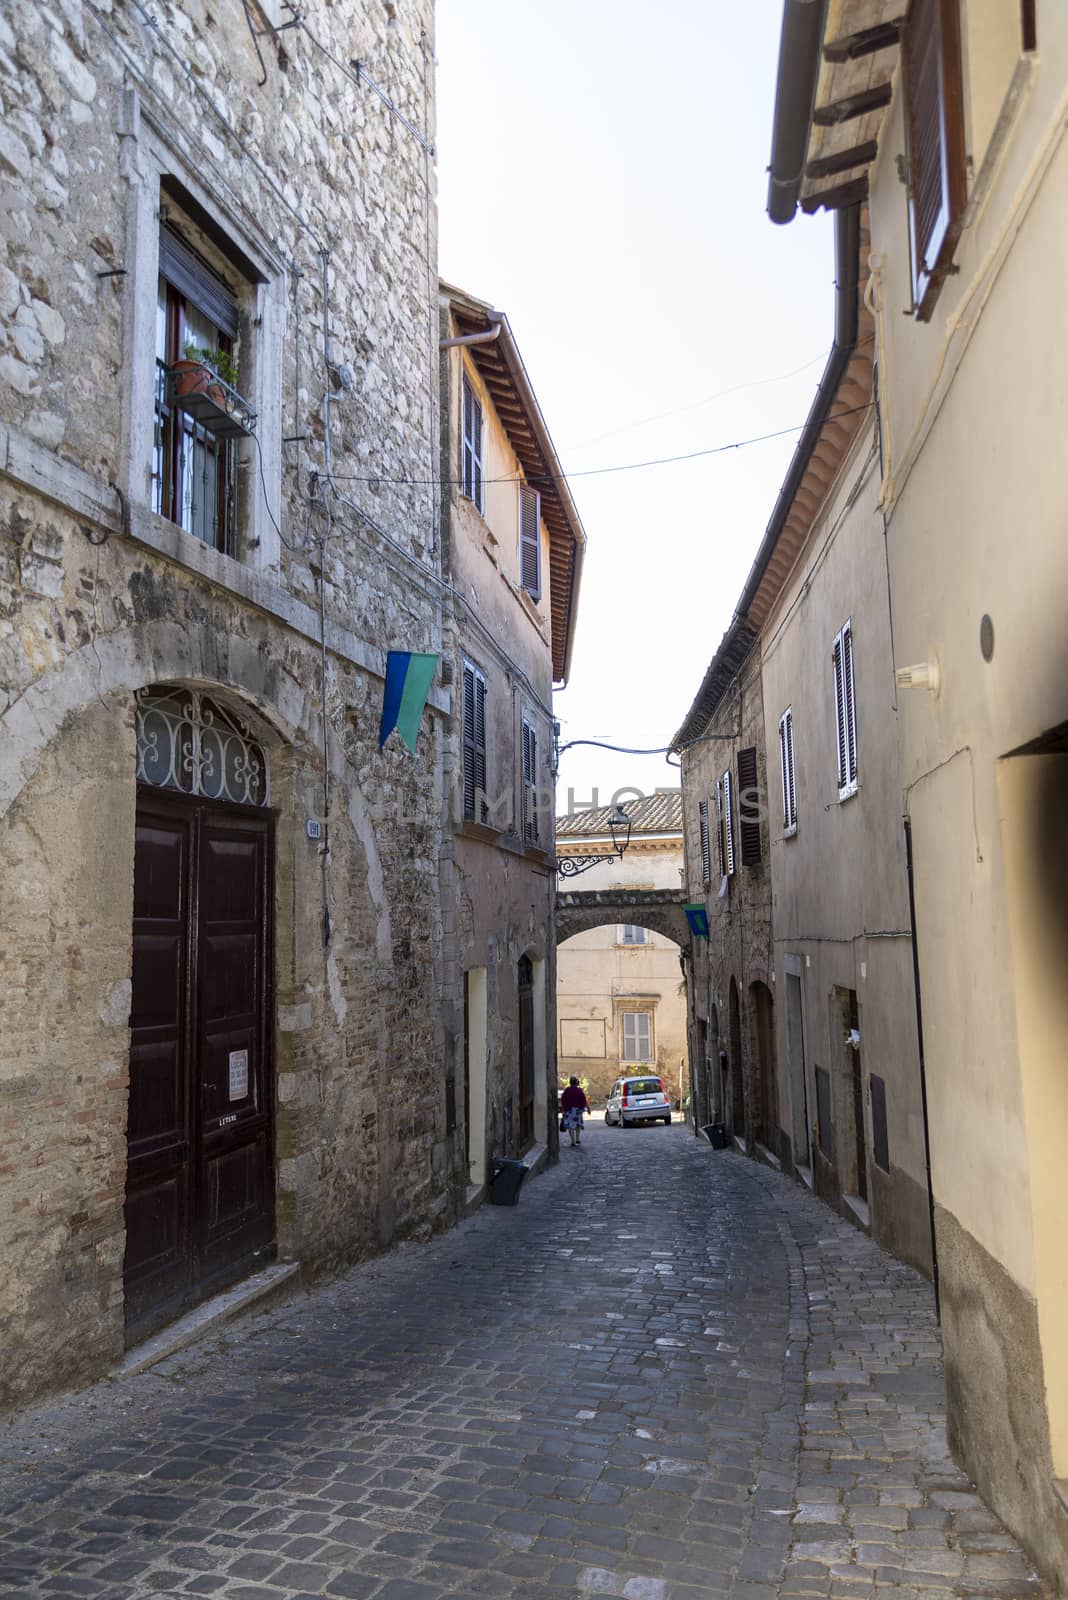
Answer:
[{"left": 627, "top": 1078, "right": 662, "bottom": 1095}]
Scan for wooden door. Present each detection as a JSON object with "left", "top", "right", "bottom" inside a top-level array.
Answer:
[
  {"left": 517, "top": 956, "right": 535, "bottom": 1151},
  {"left": 125, "top": 790, "right": 274, "bottom": 1344}
]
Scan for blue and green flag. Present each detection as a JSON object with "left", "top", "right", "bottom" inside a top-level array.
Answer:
[
  {"left": 379, "top": 651, "right": 438, "bottom": 753},
  {"left": 684, "top": 903, "right": 709, "bottom": 939}
]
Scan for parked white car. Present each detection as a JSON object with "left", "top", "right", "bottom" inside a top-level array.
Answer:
[{"left": 605, "top": 1075, "right": 673, "bottom": 1127}]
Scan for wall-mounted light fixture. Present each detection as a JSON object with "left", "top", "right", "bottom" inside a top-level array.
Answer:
[
  {"left": 895, "top": 659, "right": 941, "bottom": 696},
  {"left": 556, "top": 804, "right": 632, "bottom": 879}
]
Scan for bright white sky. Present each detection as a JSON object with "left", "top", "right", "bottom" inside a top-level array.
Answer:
[{"left": 435, "top": 0, "right": 833, "bottom": 815}]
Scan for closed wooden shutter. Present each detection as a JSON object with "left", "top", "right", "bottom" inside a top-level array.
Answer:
[
  {"left": 462, "top": 661, "right": 488, "bottom": 821},
  {"left": 903, "top": 0, "right": 966, "bottom": 319},
  {"left": 519, "top": 484, "right": 541, "bottom": 601},
  {"left": 779, "top": 708, "right": 797, "bottom": 832},
  {"left": 698, "top": 799, "right": 711, "bottom": 884},
  {"left": 833, "top": 623, "right": 858, "bottom": 795},
  {"left": 842, "top": 624, "right": 857, "bottom": 788},
  {"left": 521, "top": 718, "right": 538, "bottom": 842},
  {"left": 623, "top": 1012, "right": 652, "bottom": 1061},
  {"left": 737, "top": 746, "right": 761, "bottom": 867},
  {"left": 462, "top": 376, "right": 483, "bottom": 509},
  {"left": 722, "top": 769, "right": 735, "bottom": 876}
]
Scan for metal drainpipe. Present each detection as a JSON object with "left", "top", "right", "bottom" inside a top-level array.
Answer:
[
  {"left": 439, "top": 322, "right": 503, "bottom": 350},
  {"left": 904, "top": 813, "right": 941, "bottom": 1321}
]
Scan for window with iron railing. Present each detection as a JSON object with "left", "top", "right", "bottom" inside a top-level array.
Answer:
[{"left": 153, "top": 230, "right": 242, "bottom": 555}]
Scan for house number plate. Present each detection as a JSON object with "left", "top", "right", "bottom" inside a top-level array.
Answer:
[{"left": 228, "top": 1049, "right": 249, "bottom": 1102}]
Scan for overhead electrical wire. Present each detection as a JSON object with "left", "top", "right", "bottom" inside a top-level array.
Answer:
[
  {"left": 561, "top": 349, "right": 829, "bottom": 453},
  {"left": 324, "top": 401, "right": 876, "bottom": 489}
]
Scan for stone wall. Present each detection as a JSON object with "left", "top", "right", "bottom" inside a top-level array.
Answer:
[
  {"left": 0, "top": 0, "right": 456, "bottom": 1409},
  {"left": 679, "top": 642, "right": 773, "bottom": 1142}
]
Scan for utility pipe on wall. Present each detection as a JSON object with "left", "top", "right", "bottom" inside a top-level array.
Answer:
[{"left": 904, "top": 813, "right": 941, "bottom": 1320}]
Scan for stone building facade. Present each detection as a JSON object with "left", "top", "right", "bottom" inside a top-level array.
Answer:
[
  {"left": 555, "top": 792, "right": 687, "bottom": 1107},
  {"left": 672, "top": 632, "right": 775, "bottom": 1149},
  {"left": 438, "top": 285, "right": 585, "bottom": 1195},
  {"left": 0, "top": 0, "right": 465, "bottom": 1409}
]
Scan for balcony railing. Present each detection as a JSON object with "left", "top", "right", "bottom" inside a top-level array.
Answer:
[{"left": 166, "top": 360, "right": 257, "bottom": 439}]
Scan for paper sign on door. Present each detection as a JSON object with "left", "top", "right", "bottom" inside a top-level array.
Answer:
[{"left": 228, "top": 1049, "right": 249, "bottom": 1102}]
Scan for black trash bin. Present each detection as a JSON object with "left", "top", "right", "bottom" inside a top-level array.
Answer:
[
  {"left": 702, "top": 1122, "right": 729, "bottom": 1150},
  {"left": 488, "top": 1157, "right": 527, "bottom": 1206}
]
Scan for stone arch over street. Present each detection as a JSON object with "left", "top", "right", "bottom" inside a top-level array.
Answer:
[
  {"left": 555, "top": 888, "right": 690, "bottom": 947},
  {"left": 555, "top": 889, "right": 690, "bottom": 1106}
]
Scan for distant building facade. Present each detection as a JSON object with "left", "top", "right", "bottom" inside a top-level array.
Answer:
[
  {"left": 438, "top": 284, "right": 585, "bottom": 1192},
  {"left": 556, "top": 792, "right": 687, "bottom": 1105}
]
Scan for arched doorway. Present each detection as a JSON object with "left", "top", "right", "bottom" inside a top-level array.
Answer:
[
  {"left": 709, "top": 1003, "right": 721, "bottom": 1121},
  {"left": 728, "top": 977, "right": 744, "bottom": 1136},
  {"left": 125, "top": 686, "right": 276, "bottom": 1343},
  {"left": 749, "top": 980, "right": 777, "bottom": 1153}
]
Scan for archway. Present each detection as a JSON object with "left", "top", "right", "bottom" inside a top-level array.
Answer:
[
  {"left": 749, "top": 980, "right": 777, "bottom": 1154},
  {"left": 709, "top": 1003, "right": 722, "bottom": 1122},
  {"left": 556, "top": 918, "right": 687, "bottom": 1107}
]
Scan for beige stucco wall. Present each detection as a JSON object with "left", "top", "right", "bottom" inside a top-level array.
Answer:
[
  {"left": 863, "top": 6, "right": 1068, "bottom": 1580},
  {"left": 758, "top": 436, "right": 930, "bottom": 1272}
]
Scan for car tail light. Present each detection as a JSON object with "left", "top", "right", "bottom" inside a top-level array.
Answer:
[{"left": 622, "top": 1092, "right": 630, "bottom": 1107}]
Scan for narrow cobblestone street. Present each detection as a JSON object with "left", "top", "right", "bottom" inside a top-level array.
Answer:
[{"left": 0, "top": 1123, "right": 1048, "bottom": 1600}]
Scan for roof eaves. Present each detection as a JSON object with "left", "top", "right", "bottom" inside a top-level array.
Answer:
[
  {"left": 440, "top": 283, "right": 587, "bottom": 685},
  {"left": 669, "top": 616, "right": 759, "bottom": 753}
]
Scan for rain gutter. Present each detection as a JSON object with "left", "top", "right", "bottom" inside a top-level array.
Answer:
[
  {"left": 766, "top": 0, "right": 831, "bottom": 225},
  {"left": 736, "top": 200, "right": 861, "bottom": 620}
]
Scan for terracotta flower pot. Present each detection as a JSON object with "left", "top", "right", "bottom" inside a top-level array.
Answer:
[{"left": 171, "top": 358, "right": 226, "bottom": 408}]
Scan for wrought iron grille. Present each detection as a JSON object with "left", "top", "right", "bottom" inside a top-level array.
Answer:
[{"left": 136, "top": 686, "right": 268, "bottom": 806}]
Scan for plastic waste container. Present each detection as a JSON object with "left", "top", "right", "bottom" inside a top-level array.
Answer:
[
  {"left": 702, "top": 1122, "right": 730, "bottom": 1150},
  {"left": 488, "top": 1157, "right": 527, "bottom": 1206}
]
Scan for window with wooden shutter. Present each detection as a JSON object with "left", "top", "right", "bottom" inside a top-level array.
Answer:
[
  {"left": 462, "top": 375, "right": 483, "bottom": 511},
  {"left": 519, "top": 483, "right": 541, "bottom": 602},
  {"left": 622, "top": 925, "right": 647, "bottom": 945},
  {"left": 521, "top": 717, "right": 539, "bottom": 843},
  {"left": 832, "top": 621, "right": 858, "bottom": 799},
  {"left": 462, "top": 659, "right": 488, "bottom": 822},
  {"left": 622, "top": 1011, "right": 653, "bottom": 1062},
  {"left": 779, "top": 707, "right": 797, "bottom": 834},
  {"left": 698, "top": 799, "right": 711, "bottom": 885},
  {"left": 737, "top": 746, "right": 761, "bottom": 867},
  {"left": 903, "top": 0, "right": 967, "bottom": 320}
]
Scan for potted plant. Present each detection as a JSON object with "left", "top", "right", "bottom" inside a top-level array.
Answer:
[{"left": 171, "top": 342, "right": 240, "bottom": 407}]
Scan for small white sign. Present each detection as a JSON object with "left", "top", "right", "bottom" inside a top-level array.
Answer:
[
  {"left": 228, "top": 1049, "right": 249, "bottom": 1102},
  {"left": 306, "top": 818, "right": 322, "bottom": 840}
]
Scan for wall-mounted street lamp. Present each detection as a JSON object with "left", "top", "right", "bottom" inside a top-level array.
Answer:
[{"left": 556, "top": 804, "right": 632, "bottom": 880}]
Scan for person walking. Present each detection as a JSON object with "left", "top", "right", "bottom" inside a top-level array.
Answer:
[{"left": 559, "top": 1076, "right": 591, "bottom": 1148}]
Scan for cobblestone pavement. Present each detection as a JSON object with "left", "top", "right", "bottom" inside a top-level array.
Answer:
[{"left": 0, "top": 1121, "right": 1049, "bottom": 1600}]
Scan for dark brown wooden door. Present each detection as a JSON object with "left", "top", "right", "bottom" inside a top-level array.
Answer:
[
  {"left": 517, "top": 956, "right": 535, "bottom": 1151},
  {"left": 125, "top": 790, "right": 274, "bottom": 1344}
]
